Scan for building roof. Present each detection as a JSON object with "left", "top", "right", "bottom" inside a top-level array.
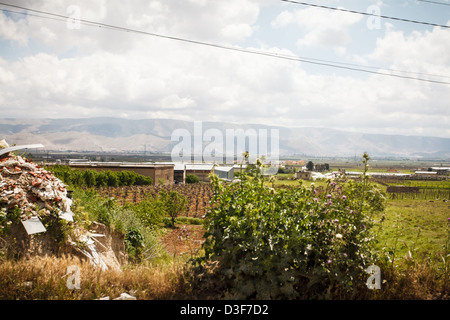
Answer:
[
  {"left": 185, "top": 164, "right": 214, "bottom": 171},
  {"left": 214, "top": 166, "right": 234, "bottom": 172},
  {"left": 69, "top": 161, "right": 174, "bottom": 168}
]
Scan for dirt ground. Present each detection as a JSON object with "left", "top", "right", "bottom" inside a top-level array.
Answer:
[{"left": 162, "top": 224, "right": 206, "bottom": 257}]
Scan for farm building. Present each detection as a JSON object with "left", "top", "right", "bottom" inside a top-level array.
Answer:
[
  {"left": 68, "top": 161, "right": 174, "bottom": 185},
  {"left": 185, "top": 164, "right": 215, "bottom": 182},
  {"left": 214, "top": 166, "right": 235, "bottom": 181},
  {"left": 430, "top": 167, "right": 450, "bottom": 175},
  {"left": 414, "top": 171, "right": 438, "bottom": 179},
  {"left": 284, "top": 160, "right": 305, "bottom": 172},
  {"left": 295, "top": 170, "right": 312, "bottom": 180}
]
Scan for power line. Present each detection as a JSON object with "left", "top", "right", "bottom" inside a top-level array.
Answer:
[
  {"left": 281, "top": 0, "right": 450, "bottom": 29},
  {"left": 3, "top": 6, "right": 448, "bottom": 81},
  {"left": 418, "top": 0, "right": 450, "bottom": 6},
  {"left": 1, "top": 3, "right": 449, "bottom": 85}
]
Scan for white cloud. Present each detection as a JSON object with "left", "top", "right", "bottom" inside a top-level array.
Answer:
[
  {"left": 0, "top": 0, "right": 449, "bottom": 139},
  {"left": 272, "top": 7, "right": 363, "bottom": 50},
  {"left": 0, "top": 11, "right": 28, "bottom": 45}
]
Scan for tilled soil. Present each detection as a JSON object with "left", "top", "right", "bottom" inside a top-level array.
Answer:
[{"left": 162, "top": 224, "right": 206, "bottom": 256}]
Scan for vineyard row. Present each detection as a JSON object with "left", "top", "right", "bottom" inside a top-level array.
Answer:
[{"left": 95, "top": 183, "right": 213, "bottom": 218}]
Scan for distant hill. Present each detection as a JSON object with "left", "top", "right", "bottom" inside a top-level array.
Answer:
[{"left": 1, "top": 117, "right": 449, "bottom": 159}]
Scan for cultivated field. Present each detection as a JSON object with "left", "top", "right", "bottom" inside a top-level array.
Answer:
[{"left": 1, "top": 160, "right": 449, "bottom": 300}]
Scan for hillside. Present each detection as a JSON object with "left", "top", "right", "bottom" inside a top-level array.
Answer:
[{"left": 0, "top": 117, "right": 449, "bottom": 159}]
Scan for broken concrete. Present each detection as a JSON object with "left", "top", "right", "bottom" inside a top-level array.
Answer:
[{"left": 0, "top": 140, "right": 126, "bottom": 270}]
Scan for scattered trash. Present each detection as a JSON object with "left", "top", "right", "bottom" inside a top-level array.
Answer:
[
  {"left": 1, "top": 140, "right": 125, "bottom": 271},
  {"left": 0, "top": 141, "right": 74, "bottom": 232},
  {"left": 21, "top": 216, "right": 47, "bottom": 235},
  {"left": 113, "top": 292, "right": 137, "bottom": 300},
  {"left": 71, "top": 234, "right": 108, "bottom": 271},
  {"left": 98, "top": 292, "right": 137, "bottom": 300}
]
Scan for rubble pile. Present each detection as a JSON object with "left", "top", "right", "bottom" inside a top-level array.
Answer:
[
  {"left": 0, "top": 140, "right": 125, "bottom": 270},
  {"left": 0, "top": 151, "right": 74, "bottom": 224}
]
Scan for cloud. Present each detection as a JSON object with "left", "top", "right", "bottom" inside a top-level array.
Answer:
[
  {"left": 0, "top": 11, "right": 29, "bottom": 45},
  {"left": 272, "top": 7, "right": 363, "bottom": 50},
  {"left": 0, "top": 0, "right": 449, "bottom": 139}
]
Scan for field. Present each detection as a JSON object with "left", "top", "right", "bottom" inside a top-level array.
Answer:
[
  {"left": 0, "top": 162, "right": 449, "bottom": 300},
  {"left": 96, "top": 183, "right": 212, "bottom": 218},
  {"left": 379, "top": 199, "right": 449, "bottom": 260},
  {"left": 88, "top": 172, "right": 449, "bottom": 264}
]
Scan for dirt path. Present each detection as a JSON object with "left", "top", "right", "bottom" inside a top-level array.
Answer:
[{"left": 162, "top": 224, "right": 206, "bottom": 256}]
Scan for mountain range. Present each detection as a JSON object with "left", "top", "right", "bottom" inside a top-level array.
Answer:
[{"left": 0, "top": 117, "right": 449, "bottom": 159}]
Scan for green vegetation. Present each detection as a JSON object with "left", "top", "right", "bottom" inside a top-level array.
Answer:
[
  {"left": 194, "top": 153, "right": 386, "bottom": 299},
  {"left": 70, "top": 188, "right": 162, "bottom": 262},
  {"left": 185, "top": 174, "right": 199, "bottom": 184},
  {"left": 50, "top": 164, "right": 153, "bottom": 187},
  {"left": 376, "top": 199, "right": 449, "bottom": 261},
  {"left": 306, "top": 160, "right": 314, "bottom": 171},
  {"left": 1, "top": 156, "right": 448, "bottom": 300},
  {"left": 159, "top": 189, "right": 188, "bottom": 227}
]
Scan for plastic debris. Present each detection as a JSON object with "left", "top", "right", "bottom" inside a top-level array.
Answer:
[
  {"left": 21, "top": 216, "right": 47, "bottom": 235},
  {"left": 113, "top": 292, "right": 137, "bottom": 300},
  {"left": 0, "top": 143, "right": 74, "bottom": 223}
]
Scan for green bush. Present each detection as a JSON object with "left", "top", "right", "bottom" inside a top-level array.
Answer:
[
  {"left": 185, "top": 174, "right": 199, "bottom": 184},
  {"left": 130, "top": 196, "right": 166, "bottom": 228},
  {"left": 197, "top": 153, "right": 386, "bottom": 299},
  {"left": 70, "top": 188, "right": 161, "bottom": 261}
]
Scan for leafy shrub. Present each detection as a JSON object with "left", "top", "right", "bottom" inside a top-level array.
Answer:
[
  {"left": 71, "top": 188, "right": 162, "bottom": 261},
  {"left": 196, "top": 153, "right": 386, "bottom": 299},
  {"left": 130, "top": 195, "right": 166, "bottom": 228},
  {"left": 186, "top": 174, "right": 199, "bottom": 184},
  {"left": 125, "top": 228, "right": 145, "bottom": 262}
]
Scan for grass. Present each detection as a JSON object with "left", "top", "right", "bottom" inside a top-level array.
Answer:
[
  {"left": 375, "top": 199, "right": 449, "bottom": 261},
  {"left": 384, "top": 180, "right": 450, "bottom": 190},
  {"left": 0, "top": 255, "right": 192, "bottom": 299}
]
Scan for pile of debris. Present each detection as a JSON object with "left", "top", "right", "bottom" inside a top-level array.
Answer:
[
  {"left": 0, "top": 140, "right": 74, "bottom": 233},
  {"left": 0, "top": 140, "right": 125, "bottom": 270}
]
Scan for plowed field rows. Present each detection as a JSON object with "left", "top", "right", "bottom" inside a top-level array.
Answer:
[{"left": 96, "top": 183, "right": 213, "bottom": 218}]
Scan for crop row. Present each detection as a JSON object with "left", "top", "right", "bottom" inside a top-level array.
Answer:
[{"left": 95, "top": 183, "right": 213, "bottom": 218}]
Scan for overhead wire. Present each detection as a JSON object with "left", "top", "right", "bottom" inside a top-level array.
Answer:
[
  {"left": 417, "top": 0, "right": 450, "bottom": 7},
  {"left": 281, "top": 0, "right": 450, "bottom": 29},
  {"left": 0, "top": 2, "right": 449, "bottom": 85}
]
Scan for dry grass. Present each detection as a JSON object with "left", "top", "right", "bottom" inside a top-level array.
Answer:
[
  {"left": 0, "top": 251, "right": 448, "bottom": 300},
  {"left": 0, "top": 255, "right": 193, "bottom": 300}
]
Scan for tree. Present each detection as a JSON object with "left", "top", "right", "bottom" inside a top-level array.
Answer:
[
  {"left": 306, "top": 161, "right": 314, "bottom": 171},
  {"left": 106, "top": 170, "right": 119, "bottom": 187},
  {"left": 159, "top": 189, "right": 188, "bottom": 227},
  {"left": 82, "top": 169, "right": 96, "bottom": 187}
]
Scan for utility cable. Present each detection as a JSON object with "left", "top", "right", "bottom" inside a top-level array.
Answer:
[
  {"left": 1, "top": 2, "right": 449, "bottom": 85},
  {"left": 417, "top": 0, "right": 450, "bottom": 7},
  {"left": 281, "top": 0, "right": 450, "bottom": 29}
]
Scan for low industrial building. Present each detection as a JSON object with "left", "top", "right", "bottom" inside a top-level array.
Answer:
[{"left": 214, "top": 166, "right": 235, "bottom": 181}]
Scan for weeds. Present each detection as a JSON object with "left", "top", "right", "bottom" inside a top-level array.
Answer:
[{"left": 0, "top": 255, "right": 192, "bottom": 299}]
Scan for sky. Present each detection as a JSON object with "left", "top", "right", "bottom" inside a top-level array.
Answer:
[{"left": 0, "top": 0, "right": 449, "bottom": 138}]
